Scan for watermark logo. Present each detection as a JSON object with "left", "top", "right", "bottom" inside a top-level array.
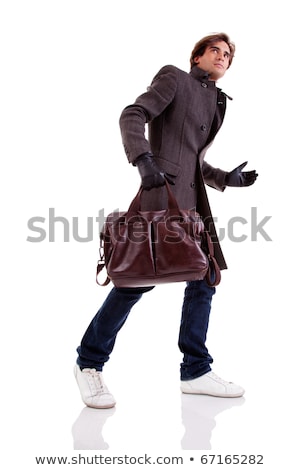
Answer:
[{"left": 26, "top": 207, "right": 272, "bottom": 243}]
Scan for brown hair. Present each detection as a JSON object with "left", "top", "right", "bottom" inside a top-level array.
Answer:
[{"left": 190, "top": 32, "right": 235, "bottom": 69}]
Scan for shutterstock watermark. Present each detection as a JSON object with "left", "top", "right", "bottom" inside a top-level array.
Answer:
[{"left": 26, "top": 207, "right": 272, "bottom": 243}]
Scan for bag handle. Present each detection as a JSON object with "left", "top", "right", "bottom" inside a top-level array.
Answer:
[{"left": 126, "top": 180, "right": 180, "bottom": 216}]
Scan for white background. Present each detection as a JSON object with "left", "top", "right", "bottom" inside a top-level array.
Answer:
[{"left": 1, "top": 0, "right": 299, "bottom": 468}]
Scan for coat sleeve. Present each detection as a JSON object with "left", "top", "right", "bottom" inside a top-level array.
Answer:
[
  {"left": 202, "top": 161, "right": 228, "bottom": 192},
  {"left": 119, "top": 65, "right": 178, "bottom": 163}
]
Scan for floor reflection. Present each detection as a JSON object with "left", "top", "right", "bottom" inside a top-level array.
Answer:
[
  {"left": 72, "top": 394, "right": 245, "bottom": 450},
  {"left": 72, "top": 407, "right": 116, "bottom": 450},
  {"left": 181, "top": 394, "right": 245, "bottom": 449}
]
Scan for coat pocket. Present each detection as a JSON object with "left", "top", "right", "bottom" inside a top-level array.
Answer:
[{"left": 155, "top": 157, "right": 181, "bottom": 178}]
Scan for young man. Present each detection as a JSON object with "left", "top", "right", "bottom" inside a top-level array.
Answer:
[{"left": 74, "top": 33, "right": 258, "bottom": 408}]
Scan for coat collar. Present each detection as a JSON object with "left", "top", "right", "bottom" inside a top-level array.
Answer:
[
  {"left": 190, "top": 66, "right": 233, "bottom": 100},
  {"left": 190, "top": 66, "right": 216, "bottom": 88}
]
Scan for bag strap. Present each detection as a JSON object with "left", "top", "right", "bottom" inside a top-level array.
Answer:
[
  {"left": 96, "top": 235, "right": 111, "bottom": 286},
  {"left": 96, "top": 260, "right": 110, "bottom": 286}
]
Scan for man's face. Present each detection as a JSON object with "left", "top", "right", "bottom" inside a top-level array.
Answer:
[{"left": 194, "top": 40, "right": 231, "bottom": 81}]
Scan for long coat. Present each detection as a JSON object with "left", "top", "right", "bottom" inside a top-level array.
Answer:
[{"left": 119, "top": 65, "right": 230, "bottom": 270}]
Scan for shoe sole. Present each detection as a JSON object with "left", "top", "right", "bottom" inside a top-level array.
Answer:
[
  {"left": 83, "top": 401, "right": 116, "bottom": 409},
  {"left": 181, "top": 389, "right": 244, "bottom": 398}
]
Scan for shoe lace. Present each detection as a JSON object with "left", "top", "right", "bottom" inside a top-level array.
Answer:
[
  {"left": 85, "top": 369, "right": 108, "bottom": 396},
  {"left": 209, "top": 371, "right": 232, "bottom": 385}
]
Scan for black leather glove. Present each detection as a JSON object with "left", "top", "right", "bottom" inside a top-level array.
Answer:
[
  {"left": 225, "top": 161, "right": 258, "bottom": 187},
  {"left": 134, "top": 152, "right": 174, "bottom": 190}
]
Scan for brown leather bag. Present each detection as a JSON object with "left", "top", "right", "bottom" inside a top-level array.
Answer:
[{"left": 96, "top": 182, "right": 221, "bottom": 288}]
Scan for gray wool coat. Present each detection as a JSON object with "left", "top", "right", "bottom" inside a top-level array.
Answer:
[{"left": 119, "top": 65, "right": 231, "bottom": 270}]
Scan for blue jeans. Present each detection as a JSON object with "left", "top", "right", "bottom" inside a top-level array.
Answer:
[{"left": 76, "top": 279, "right": 215, "bottom": 380}]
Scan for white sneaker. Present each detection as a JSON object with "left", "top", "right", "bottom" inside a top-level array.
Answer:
[
  {"left": 74, "top": 364, "right": 116, "bottom": 409},
  {"left": 180, "top": 371, "right": 245, "bottom": 398}
]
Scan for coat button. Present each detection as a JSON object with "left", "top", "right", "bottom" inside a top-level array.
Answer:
[
  {"left": 190, "top": 182, "right": 196, "bottom": 189},
  {"left": 201, "top": 82, "right": 208, "bottom": 88},
  {"left": 200, "top": 124, "right": 207, "bottom": 131}
]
